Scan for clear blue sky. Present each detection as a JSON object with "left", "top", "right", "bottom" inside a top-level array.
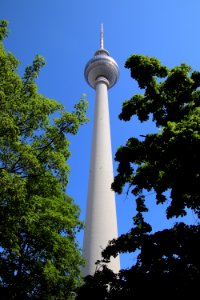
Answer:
[{"left": 1, "top": 0, "right": 199, "bottom": 269}]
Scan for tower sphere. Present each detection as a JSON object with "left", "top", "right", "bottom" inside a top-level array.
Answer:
[{"left": 84, "top": 48, "right": 119, "bottom": 89}]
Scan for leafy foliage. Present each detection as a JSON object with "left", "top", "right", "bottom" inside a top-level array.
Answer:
[
  {"left": 114, "top": 54, "right": 200, "bottom": 218},
  {"left": 77, "top": 54, "right": 200, "bottom": 298},
  {"left": 0, "top": 20, "right": 88, "bottom": 299}
]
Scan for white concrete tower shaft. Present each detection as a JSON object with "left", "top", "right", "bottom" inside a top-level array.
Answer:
[{"left": 83, "top": 25, "right": 120, "bottom": 276}]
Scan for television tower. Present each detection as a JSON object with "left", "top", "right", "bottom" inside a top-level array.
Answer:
[{"left": 82, "top": 24, "right": 120, "bottom": 276}]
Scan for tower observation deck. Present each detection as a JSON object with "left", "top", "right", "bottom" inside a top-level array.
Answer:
[{"left": 84, "top": 24, "right": 119, "bottom": 89}]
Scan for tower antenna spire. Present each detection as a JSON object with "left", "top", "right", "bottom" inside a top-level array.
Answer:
[{"left": 100, "top": 23, "right": 104, "bottom": 49}]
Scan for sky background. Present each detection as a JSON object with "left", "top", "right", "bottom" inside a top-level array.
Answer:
[{"left": 1, "top": 0, "right": 199, "bottom": 269}]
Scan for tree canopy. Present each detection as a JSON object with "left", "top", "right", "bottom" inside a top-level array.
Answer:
[
  {"left": 76, "top": 54, "right": 200, "bottom": 298},
  {"left": 0, "top": 20, "right": 88, "bottom": 299}
]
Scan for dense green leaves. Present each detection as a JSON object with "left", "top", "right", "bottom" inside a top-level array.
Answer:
[
  {"left": 77, "top": 224, "right": 200, "bottom": 299},
  {"left": 0, "top": 20, "right": 88, "bottom": 299},
  {"left": 116, "top": 55, "right": 200, "bottom": 219}
]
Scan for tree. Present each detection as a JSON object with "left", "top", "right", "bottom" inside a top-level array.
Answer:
[
  {"left": 0, "top": 20, "right": 88, "bottom": 299},
  {"left": 76, "top": 55, "right": 200, "bottom": 298}
]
